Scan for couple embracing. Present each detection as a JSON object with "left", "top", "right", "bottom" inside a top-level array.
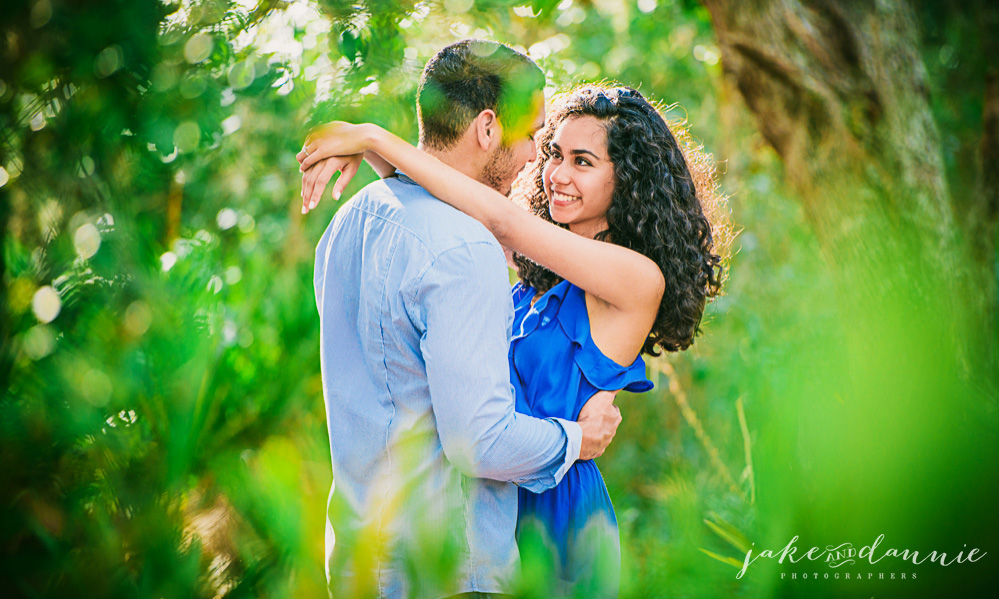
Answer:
[{"left": 300, "top": 40, "right": 725, "bottom": 599}]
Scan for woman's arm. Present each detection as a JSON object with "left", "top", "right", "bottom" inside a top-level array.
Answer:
[{"left": 301, "top": 123, "right": 665, "bottom": 315}]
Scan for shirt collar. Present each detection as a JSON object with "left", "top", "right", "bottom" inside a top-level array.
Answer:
[{"left": 393, "top": 170, "right": 417, "bottom": 185}]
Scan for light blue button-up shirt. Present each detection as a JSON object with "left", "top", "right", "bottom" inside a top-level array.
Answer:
[{"left": 314, "top": 174, "right": 582, "bottom": 598}]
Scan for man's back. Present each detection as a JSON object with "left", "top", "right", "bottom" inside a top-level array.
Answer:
[{"left": 315, "top": 175, "right": 576, "bottom": 598}]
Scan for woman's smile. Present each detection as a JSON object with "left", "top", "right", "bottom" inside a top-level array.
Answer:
[{"left": 551, "top": 190, "right": 582, "bottom": 206}]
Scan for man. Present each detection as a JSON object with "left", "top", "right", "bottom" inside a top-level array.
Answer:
[{"left": 302, "top": 40, "right": 622, "bottom": 598}]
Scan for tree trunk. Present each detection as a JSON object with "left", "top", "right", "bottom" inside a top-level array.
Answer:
[
  {"left": 700, "top": 0, "right": 999, "bottom": 388},
  {"left": 702, "top": 0, "right": 955, "bottom": 281},
  {"left": 974, "top": 4, "right": 999, "bottom": 374},
  {"left": 0, "top": 190, "right": 10, "bottom": 395}
]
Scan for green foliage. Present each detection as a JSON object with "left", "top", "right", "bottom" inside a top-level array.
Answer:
[{"left": 2, "top": 1, "right": 996, "bottom": 598}]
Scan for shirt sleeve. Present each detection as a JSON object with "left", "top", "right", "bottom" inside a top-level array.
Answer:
[{"left": 409, "top": 240, "right": 581, "bottom": 492}]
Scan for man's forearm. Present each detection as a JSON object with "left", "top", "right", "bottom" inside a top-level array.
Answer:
[
  {"left": 457, "top": 412, "right": 582, "bottom": 491},
  {"left": 363, "top": 150, "right": 395, "bottom": 179}
]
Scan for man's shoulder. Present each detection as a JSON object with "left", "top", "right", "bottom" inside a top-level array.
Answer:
[{"left": 343, "top": 176, "right": 501, "bottom": 255}]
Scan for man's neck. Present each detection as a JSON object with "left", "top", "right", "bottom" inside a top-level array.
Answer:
[{"left": 417, "top": 142, "right": 481, "bottom": 182}]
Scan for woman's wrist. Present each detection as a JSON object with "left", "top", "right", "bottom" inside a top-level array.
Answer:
[{"left": 360, "top": 123, "right": 384, "bottom": 154}]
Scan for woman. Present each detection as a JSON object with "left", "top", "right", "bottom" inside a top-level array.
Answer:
[{"left": 300, "top": 85, "right": 729, "bottom": 596}]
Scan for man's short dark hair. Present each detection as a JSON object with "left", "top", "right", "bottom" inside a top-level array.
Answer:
[{"left": 417, "top": 40, "right": 545, "bottom": 151}]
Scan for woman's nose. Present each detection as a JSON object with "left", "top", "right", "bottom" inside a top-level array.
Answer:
[{"left": 549, "top": 162, "right": 570, "bottom": 184}]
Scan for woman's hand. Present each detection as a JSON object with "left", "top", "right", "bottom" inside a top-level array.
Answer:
[
  {"left": 299, "top": 122, "right": 376, "bottom": 171},
  {"left": 296, "top": 122, "right": 380, "bottom": 213},
  {"left": 299, "top": 154, "right": 363, "bottom": 214}
]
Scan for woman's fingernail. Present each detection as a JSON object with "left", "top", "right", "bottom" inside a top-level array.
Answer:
[
  {"left": 334, "top": 191, "right": 341, "bottom": 201},
  {"left": 302, "top": 205, "right": 307, "bottom": 214}
]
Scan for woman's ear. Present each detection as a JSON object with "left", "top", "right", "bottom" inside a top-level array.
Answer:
[{"left": 474, "top": 109, "right": 502, "bottom": 152}]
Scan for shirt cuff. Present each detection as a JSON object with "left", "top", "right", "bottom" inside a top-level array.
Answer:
[{"left": 548, "top": 417, "right": 582, "bottom": 484}]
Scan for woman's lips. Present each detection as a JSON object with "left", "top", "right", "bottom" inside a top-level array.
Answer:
[{"left": 551, "top": 191, "right": 581, "bottom": 206}]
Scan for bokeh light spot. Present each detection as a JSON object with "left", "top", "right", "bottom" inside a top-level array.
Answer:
[
  {"left": 38, "top": 200, "right": 63, "bottom": 238},
  {"left": 693, "top": 44, "right": 720, "bottom": 65},
  {"left": 580, "top": 61, "right": 600, "bottom": 79},
  {"left": 160, "top": 147, "right": 179, "bottom": 163},
  {"left": 81, "top": 369, "right": 113, "bottom": 406},
  {"left": 513, "top": 5, "right": 539, "bottom": 18},
  {"left": 161, "top": 251, "right": 178, "bottom": 272},
  {"left": 32, "top": 286, "right": 61, "bottom": 323},
  {"left": 95, "top": 45, "right": 123, "bottom": 78},
  {"left": 444, "top": 0, "right": 474, "bottom": 13},
  {"left": 221, "top": 115, "right": 241, "bottom": 136},
  {"left": 184, "top": 33, "right": 213, "bottom": 64},
  {"left": 74, "top": 223, "right": 101, "bottom": 259},
  {"left": 151, "top": 63, "right": 179, "bottom": 91},
  {"left": 80, "top": 156, "right": 95, "bottom": 177},
  {"left": 30, "top": 112, "right": 46, "bottom": 131},
  {"left": 174, "top": 121, "right": 201, "bottom": 152},
  {"left": 237, "top": 213, "right": 255, "bottom": 233},
  {"left": 30, "top": 0, "right": 52, "bottom": 28},
  {"left": 217, "top": 208, "right": 238, "bottom": 230},
  {"left": 23, "top": 325, "right": 55, "bottom": 360},
  {"left": 207, "top": 276, "right": 223, "bottom": 294},
  {"left": 179, "top": 73, "right": 208, "bottom": 98},
  {"left": 223, "top": 320, "right": 238, "bottom": 346},
  {"left": 227, "top": 60, "right": 256, "bottom": 90},
  {"left": 224, "top": 266, "right": 242, "bottom": 285},
  {"left": 124, "top": 301, "right": 153, "bottom": 336},
  {"left": 10, "top": 278, "right": 35, "bottom": 313}
]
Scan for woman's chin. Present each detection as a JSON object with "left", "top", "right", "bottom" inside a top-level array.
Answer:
[{"left": 548, "top": 208, "right": 571, "bottom": 226}]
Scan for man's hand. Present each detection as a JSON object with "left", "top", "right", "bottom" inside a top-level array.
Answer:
[
  {"left": 298, "top": 154, "right": 363, "bottom": 214},
  {"left": 577, "top": 389, "right": 622, "bottom": 460}
]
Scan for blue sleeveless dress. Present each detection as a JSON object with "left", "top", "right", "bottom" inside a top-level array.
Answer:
[{"left": 509, "top": 279, "right": 654, "bottom": 596}]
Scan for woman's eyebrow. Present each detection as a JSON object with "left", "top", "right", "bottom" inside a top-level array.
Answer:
[{"left": 550, "top": 141, "right": 601, "bottom": 160}]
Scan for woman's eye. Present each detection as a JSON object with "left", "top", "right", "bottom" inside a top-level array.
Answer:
[{"left": 575, "top": 157, "right": 591, "bottom": 167}]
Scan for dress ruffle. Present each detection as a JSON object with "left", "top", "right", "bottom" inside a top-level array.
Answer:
[{"left": 511, "top": 280, "right": 654, "bottom": 394}]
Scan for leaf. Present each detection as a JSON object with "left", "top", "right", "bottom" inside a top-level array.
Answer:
[
  {"left": 530, "top": 0, "right": 561, "bottom": 19},
  {"left": 698, "top": 548, "right": 744, "bottom": 569},
  {"left": 703, "top": 511, "right": 753, "bottom": 554}
]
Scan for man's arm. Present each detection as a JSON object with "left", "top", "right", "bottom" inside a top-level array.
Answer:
[{"left": 413, "top": 240, "right": 619, "bottom": 491}]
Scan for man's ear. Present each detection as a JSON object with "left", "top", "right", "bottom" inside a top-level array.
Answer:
[{"left": 473, "top": 109, "right": 502, "bottom": 152}]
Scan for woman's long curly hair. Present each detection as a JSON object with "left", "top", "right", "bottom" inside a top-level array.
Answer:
[{"left": 511, "top": 84, "right": 734, "bottom": 355}]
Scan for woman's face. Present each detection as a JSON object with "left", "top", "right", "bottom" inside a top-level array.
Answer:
[{"left": 542, "top": 115, "right": 616, "bottom": 239}]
